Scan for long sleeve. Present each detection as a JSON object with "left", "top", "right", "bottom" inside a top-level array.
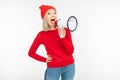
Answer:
[
  {"left": 60, "top": 28, "right": 74, "bottom": 55},
  {"left": 28, "top": 32, "right": 46, "bottom": 62},
  {"left": 28, "top": 30, "right": 74, "bottom": 67}
]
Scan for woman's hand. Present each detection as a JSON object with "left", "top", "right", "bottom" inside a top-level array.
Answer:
[
  {"left": 46, "top": 55, "right": 52, "bottom": 62},
  {"left": 58, "top": 27, "right": 66, "bottom": 38}
]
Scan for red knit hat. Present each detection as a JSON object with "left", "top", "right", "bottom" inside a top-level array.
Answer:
[{"left": 39, "top": 5, "right": 56, "bottom": 19}]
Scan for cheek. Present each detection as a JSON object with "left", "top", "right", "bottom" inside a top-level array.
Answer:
[
  {"left": 46, "top": 15, "right": 51, "bottom": 20},
  {"left": 46, "top": 16, "right": 50, "bottom": 23},
  {"left": 55, "top": 15, "right": 57, "bottom": 19},
  {"left": 46, "top": 15, "right": 51, "bottom": 19},
  {"left": 46, "top": 17, "right": 51, "bottom": 26}
]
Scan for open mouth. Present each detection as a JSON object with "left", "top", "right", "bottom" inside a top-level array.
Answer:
[
  {"left": 51, "top": 19, "right": 55, "bottom": 21},
  {"left": 50, "top": 19, "right": 56, "bottom": 25}
]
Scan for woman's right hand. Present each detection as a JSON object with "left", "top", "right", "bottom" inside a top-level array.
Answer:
[
  {"left": 46, "top": 55, "right": 52, "bottom": 62},
  {"left": 58, "top": 27, "right": 66, "bottom": 38}
]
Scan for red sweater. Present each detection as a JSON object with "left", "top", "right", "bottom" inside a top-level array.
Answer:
[{"left": 28, "top": 28, "right": 74, "bottom": 68}]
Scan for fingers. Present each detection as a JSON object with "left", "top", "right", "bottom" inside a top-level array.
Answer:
[
  {"left": 58, "top": 27, "right": 66, "bottom": 38},
  {"left": 46, "top": 55, "right": 53, "bottom": 62}
]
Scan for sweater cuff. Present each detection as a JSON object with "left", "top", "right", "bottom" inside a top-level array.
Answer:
[{"left": 42, "top": 57, "right": 47, "bottom": 62}]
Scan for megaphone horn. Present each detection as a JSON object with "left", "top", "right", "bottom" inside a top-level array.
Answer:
[{"left": 55, "top": 16, "right": 78, "bottom": 32}]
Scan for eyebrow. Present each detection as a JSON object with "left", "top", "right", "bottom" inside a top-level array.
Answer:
[
  {"left": 47, "top": 10, "right": 56, "bottom": 13},
  {"left": 47, "top": 11, "right": 52, "bottom": 13}
]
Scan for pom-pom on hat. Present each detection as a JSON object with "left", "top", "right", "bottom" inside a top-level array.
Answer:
[{"left": 39, "top": 5, "right": 56, "bottom": 19}]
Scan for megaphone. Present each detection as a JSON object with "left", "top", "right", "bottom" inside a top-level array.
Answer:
[{"left": 55, "top": 16, "right": 78, "bottom": 32}]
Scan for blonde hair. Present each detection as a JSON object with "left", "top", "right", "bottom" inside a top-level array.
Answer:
[{"left": 42, "top": 15, "right": 50, "bottom": 31}]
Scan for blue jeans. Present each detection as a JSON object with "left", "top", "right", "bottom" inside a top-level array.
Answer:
[{"left": 44, "top": 63, "right": 75, "bottom": 80}]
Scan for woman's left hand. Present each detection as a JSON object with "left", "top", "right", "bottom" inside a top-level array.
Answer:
[{"left": 58, "top": 27, "right": 66, "bottom": 38}]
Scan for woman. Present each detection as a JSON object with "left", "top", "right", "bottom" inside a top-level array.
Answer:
[{"left": 28, "top": 5, "right": 75, "bottom": 80}]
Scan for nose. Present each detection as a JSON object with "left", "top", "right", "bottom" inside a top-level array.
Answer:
[{"left": 52, "top": 14, "right": 55, "bottom": 17}]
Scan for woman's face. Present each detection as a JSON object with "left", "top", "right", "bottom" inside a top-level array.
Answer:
[{"left": 45, "top": 9, "right": 57, "bottom": 28}]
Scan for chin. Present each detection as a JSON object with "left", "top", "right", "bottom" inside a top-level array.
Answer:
[{"left": 49, "top": 24, "right": 55, "bottom": 27}]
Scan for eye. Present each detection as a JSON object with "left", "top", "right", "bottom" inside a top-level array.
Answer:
[{"left": 47, "top": 12, "right": 51, "bottom": 15}]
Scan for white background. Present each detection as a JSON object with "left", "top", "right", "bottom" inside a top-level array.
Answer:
[{"left": 0, "top": 0, "right": 120, "bottom": 80}]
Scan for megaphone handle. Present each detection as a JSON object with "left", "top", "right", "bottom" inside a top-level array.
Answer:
[
  {"left": 58, "top": 27, "right": 66, "bottom": 38},
  {"left": 60, "top": 35, "right": 64, "bottom": 38}
]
